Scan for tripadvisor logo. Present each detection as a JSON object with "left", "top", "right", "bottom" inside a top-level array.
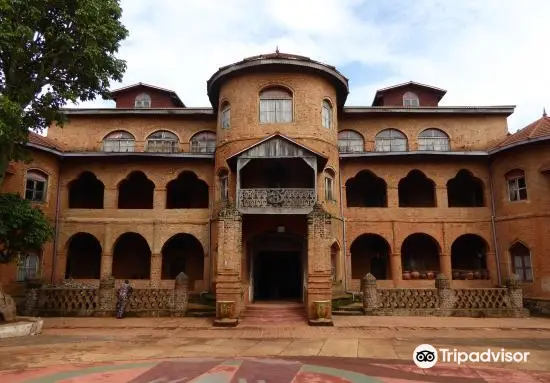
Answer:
[{"left": 413, "top": 344, "right": 530, "bottom": 368}]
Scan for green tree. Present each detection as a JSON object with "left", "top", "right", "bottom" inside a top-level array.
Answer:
[
  {"left": 0, "top": 0, "right": 129, "bottom": 186},
  {"left": 0, "top": 193, "right": 54, "bottom": 263}
]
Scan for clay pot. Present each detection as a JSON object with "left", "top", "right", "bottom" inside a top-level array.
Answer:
[
  {"left": 482, "top": 270, "right": 490, "bottom": 280},
  {"left": 420, "top": 273, "right": 427, "bottom": 279},
  {"left": 427, "top": 272, "right": 435, "bottom": 280},
  {"left": 452, "top": 271, "right": 460, "bottom": 280},
  {"left": 402, "top": 271, "right": 411, "bottom": 280},
  {"left": 466, "top": 272, "right": 474, "bottom": 280},
  {"left": 473, "top": 271, "right": 481, "bottom": 280},
  {"left": 459, "top": 272, "right": 467, "bottom": 280},
  {"left": 411, "top": 271, "right": 420, "bottom": 279}
]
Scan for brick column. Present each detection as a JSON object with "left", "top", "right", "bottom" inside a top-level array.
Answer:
[
  {"left": 150, "top": 253, "right": 162, "bottom": 288},
  {"left": 104, "top": 187, "right": 117, "bottom": 209},
  {"left": 436, "top": 186, "right": 448, "bottom": 208},
  {"left": 97, "top": 276, "right": 116, "bottom": 317},
  {"left": 387, "top": 186, "right": 399, "bottom": 208},
  {"left": 154, "top": 188, "right": 166, "bottom": 210},
  {"left": 101, "top": 224, "right": 113, "bottom": 278},
  {"left": 215, "top": 202, "right": 243, "bottom": 321},
  {"left": 436, "top": 273, "right": 454, "bottom": 316},
  {"left": 361, "top": 273, "right": 379, "bottom": 313},
  {"left": 439, "top": 252, "right": 452, "bottom": 280},
  {"left": 306, "top": 203, "right": 333, "bottom": 324},
  {"left": 506, "top": 274, "right": 523, "bottom": 310},
  {"left": 173, "top": 272, "right": 189, "bottom": 316},
  {"left": 390, "top": 253, "right": 402, "bottom": 287}
]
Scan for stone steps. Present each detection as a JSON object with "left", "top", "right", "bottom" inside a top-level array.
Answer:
[{"left": 240, "top": 302, "right": 307, "bottom": 326}]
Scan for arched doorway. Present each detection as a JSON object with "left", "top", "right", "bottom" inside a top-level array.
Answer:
[
  {"left": 350, "top": 234, "right": 391, "bottom": 280},
  {"left": 161, "top": 233, "right": 205, "bottom": 290},
  {"left": 112, "top": 232, "right": 151, "bottom": 279},
  {"left": 65, "top": 233, "right": 102, "bottom": 279},
  {"left": 249, "top": 232, "right": 305, "bottom": 301},
  {"left": 401, "top": 233, "right": 441, "bottom": 276},
  {"left": 451, "top": 234, "right": 489, "bottom": 279}
]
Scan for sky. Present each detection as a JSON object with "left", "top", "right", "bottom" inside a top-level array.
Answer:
[{"left": 76, "top": 0, "right": 550, "bottom": 132}]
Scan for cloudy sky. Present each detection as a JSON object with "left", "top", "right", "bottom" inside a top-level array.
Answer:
[{"left": 80, "top": 0, "right": 550, "bottom": 132}]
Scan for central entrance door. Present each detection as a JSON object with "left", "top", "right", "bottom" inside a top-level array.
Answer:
[
  {"left": 249, "top": 231, "right": 305, "bottom": 302},
  {"left": 254, "top": 251, "right": 302, "bottom": 300}
]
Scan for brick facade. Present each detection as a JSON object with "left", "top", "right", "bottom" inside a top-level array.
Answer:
[{"left": 1, "top": 52, "right": 549, "bottom": 318}]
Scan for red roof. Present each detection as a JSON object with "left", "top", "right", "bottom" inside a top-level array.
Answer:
[
  {"left": 28, "top": 132, "right": 62, "bottom": 151},
  {"left": 493, "top": 113, "right": 550, "bottom": 150}
]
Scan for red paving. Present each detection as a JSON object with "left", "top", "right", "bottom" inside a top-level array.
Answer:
[{"left": 1, "top": 357, "right": 549, "bottom": 383}]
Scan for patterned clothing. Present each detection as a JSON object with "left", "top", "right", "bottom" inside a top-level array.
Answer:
[{"left": 115, "top": 283, "right": 133, "bottom": 318}]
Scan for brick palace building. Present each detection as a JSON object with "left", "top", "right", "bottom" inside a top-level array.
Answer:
[{"left": 1, "top": 52, "right": 549, "bottom": 317}]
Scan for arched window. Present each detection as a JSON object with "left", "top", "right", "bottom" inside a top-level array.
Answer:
[
  {"left": 17, "top": 253, "right": 40, "bottom": 281},
  {"left": 25, "top": 170, "right": 48, "bottom": 202},
  {"left": 220, "top": 102, "right": 231, "bottom": 129},
  {"left": 418, "top": 129, "right": 450, "bottom": 151},
  {"left": 338, "top": 130, "right": 364, "bottom": 153},
  {"left": 506, "top": 169, "right": 528, "bottom": 201},
  {"left": 259, "top": 87, "right": 293, "bottom": 124},
  {"left": 103, "top": 131, "right": 135, "bottom": 152},
  {"left": 403, "top": 92, "right": 419, "bottom": 107},
  {"left": 322, "top": 100, "right": 333, "bottom": 129},
  {"left": 135, "top": 93, "right": 151, "bottom": 108},
  {"left": 190, "top": 131, "right": 216, "bottom": 153},
  {"left": 375, "top": 129, "right": 407, "bottom": 152},
  {"left": 509, "top": 242, "right": 533, "bottom": 282},
  {"left": 218, "top": 169, "right": 229, "bottom": 201},
  {"left": 146, "top": 130, "right": 179, "bottom": 153},
  {"left": 324, "top": 169, "right": 335, "bottom": 201}
]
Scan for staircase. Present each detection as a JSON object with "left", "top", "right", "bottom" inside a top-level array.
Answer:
[{"left": 240, "top": 301, "right": 307, "bottom": 326}]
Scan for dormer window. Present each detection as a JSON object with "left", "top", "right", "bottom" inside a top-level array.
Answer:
[
  {"left": 403, "top": 92, "right": 419, "bottom": 107},
  {"left": 259, "top": 87, "right": 293, "bottom": 124},
  {"left": 135, "top": 93, "right": 151, "bottom": 108}
]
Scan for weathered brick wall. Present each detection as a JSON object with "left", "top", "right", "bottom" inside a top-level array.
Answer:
[
  {"left": 339, "top": 114, "right": 509, "bottom": 151},
  {"left": 114, "top": 87, "right": 182, "bottom": 108},
  {"left": 491, "top": 142, "right": 550, "bottom": 297},
  {"left": 375, "top": 85, "right": 441, "bottom": 106}
]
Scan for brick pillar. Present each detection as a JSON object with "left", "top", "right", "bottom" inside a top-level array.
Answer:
[
  {"left": 306, "top": 203, "right": 333, "bottom": 324},
  {"left": 101, "top": 223, "right": 113, "bottom": 278},
  {"left": 390, "top": 253, "right": 402, "bottom": 287},
  {"left": 154, "top": 188, "right": 166, "bottom": 210},
  {"left": 215, "top": 201, "right": 243, "bottom": 320},
  {"left": 436, "top": 187, "right": 448, "bottom": 208},
  {"left": 436, "top": 273, "right": 454, "bottom": 316},
  {"left": 150, "top": 253, "right": 162, "bottom": 288},
  {"left": 23, "top": 288, "right": 39, "bottom": 317},
  {"left": 97, "top": 276, "right": 116, "bottom": 316},
  {"left": 387, "top": 186, "right": 399, "bottom": 208},
  {"left": 104, "top": 187, "right": 117, "bottom": 209},
  {"left": 361, "top": 273, "right": 379, "bottom": 313},
  {"left": 506, "top": 274, "right": 523, "bottom": 310},
  {"left": 439, "top": 252, "right": 452, "bottom": 280},
  {"left": 173, "top": 272, "right": 189, "bottom": 316}
]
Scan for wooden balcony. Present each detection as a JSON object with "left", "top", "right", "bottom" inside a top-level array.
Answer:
[{"left": 237, "top": 188, "right": 316, "bottom": 214}]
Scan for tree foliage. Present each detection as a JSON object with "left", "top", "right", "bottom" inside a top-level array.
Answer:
[
  {"left": 0, "top": 0, "right": 129, "bottom": 184},
  {"left": 0, "top": 193, "right": 54, "bottom": 263}
]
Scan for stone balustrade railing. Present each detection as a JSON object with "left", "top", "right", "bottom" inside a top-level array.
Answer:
[
  {"left": 361, "top": 273, "right": 528, "bottom": 317},
  {"left": 23, "top": 272, "right": 189, "bottom": 317}
]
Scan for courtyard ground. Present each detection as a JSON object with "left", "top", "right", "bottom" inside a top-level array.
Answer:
[{"left": 1, "top": 316, "right": 550, "bottom": 382}]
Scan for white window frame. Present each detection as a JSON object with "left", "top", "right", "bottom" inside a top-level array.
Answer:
[
  {"left": 103, "top": 131, "right": 135, "bottom": 152},
  {"left": 146, "top": 130, "right": 179, "bottom": 153},
  {"left": 324, "top": 176, "right": 334, "bottom": 201},
  {"left": 190, "top": 132, "right": 216, "bottom": 153},
  {"left": 403, "top": 92, "right": 419, "bottom": 107},
  {"left": 338, "top": 131, "right": 364, "bottom": 153},
  {"left": 221, "top": 105, "right": 231, "bottom": 129},
  {"left": 507, "top": 172, "right": 528, "bottom": 201},
  {"left": 418, "top": 128, "right": 450, "bottom": 151},
  {"left": 375, "top": 129, "right": 407, "bottom": 152},
  {"left": 135, "top": 93, "right": 151, "bottom": 108},
  {"left": 322, "top": 100, "right": 333, "bottom": 129},
  {"left": 16, "top": 253, "right": 40, "bottom": 281},
  {"left": 25, "top": 171, "right": 48, "bottom": 202},
  {"left": 259, "top": 88, "right": 293, "bottom": 124}
]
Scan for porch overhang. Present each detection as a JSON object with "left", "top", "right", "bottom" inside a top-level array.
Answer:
[{"left": 225, "top": 133, "right": 329, "bottom": 171}]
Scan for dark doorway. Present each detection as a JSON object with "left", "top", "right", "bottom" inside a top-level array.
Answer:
[{"left": 254, "top": 251, "right": 302, "bottom": 300}]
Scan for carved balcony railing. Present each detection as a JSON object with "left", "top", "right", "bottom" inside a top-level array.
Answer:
[{"left": 238, "top": 188, "right": 316, "bottom": 214}]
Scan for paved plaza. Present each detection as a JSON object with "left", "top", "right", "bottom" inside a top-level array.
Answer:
[{"left": 1, "top": 316, "right": 550, "bottom": 382}]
